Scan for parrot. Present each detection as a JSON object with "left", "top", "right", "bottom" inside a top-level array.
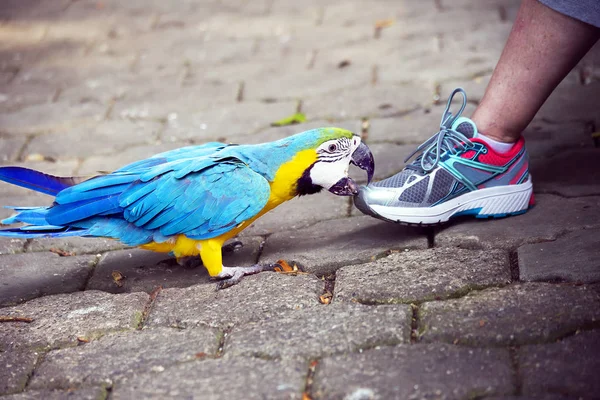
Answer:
[{"left": 0, "top": 128, "right": 374, "bottom": 288}]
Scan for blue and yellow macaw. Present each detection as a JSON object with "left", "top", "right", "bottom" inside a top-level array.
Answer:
[{"left": 0, "top": 128, "right": 374, "bottom": 288}]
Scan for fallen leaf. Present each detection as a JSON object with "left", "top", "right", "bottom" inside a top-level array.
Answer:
[
  {"left": 375, "top": 19, "right": 395, "bottom": 29},
  {"left": 195, "top": 352, "right": 207, "bottom": 359},
  {"left": 270, "top": 113, "right": 306, "bottom": 127},
  {"left": 49, "top": 248, "right": 75, "bottom": 257},
  {"left": 319, "top": 291, "right": 333, "bottom": 304},
  {"left": 302, "top": 393, "right": 312, "bottom": 400},
  {"left": 337, "top": 60, "right": 351, "bottom": 69},
  {"left": 479, "top": 319, "right": 486, "bottom": 327},
  {"left": 77, "top": 337, "right": 90, "bottom": 343},
  {"left": 112, "top": 270, "right": 125, "bottom": 287}
]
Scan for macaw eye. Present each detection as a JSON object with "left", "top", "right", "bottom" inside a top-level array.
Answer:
[{"left": 328, "top": 144, "right": 337, "bottom": 152}]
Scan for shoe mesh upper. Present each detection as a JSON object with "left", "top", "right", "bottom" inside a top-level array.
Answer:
[
  {"left": 427, "top": 169, "right": 456, "bottom": 204},
  {"left": 372, "top": 169, "right": 413, "bottom": 188},
  {"left": 398, "top": 175, "right": 430, "bottom": 203}
]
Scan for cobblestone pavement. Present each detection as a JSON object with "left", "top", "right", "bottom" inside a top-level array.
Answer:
[{"left": 1, "top": 0, "right": 599, "bottom": 399}]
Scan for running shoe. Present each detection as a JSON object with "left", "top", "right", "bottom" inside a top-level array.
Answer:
[{"left": 354, "top": 88, "right": 534, "bottom": 225}]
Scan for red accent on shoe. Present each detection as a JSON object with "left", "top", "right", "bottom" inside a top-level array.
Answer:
[
  {"left": 529, "top": 192, "right": 536, "bottom": 206},
  {"left": 461, "top": 150, "right": 477, "bottom": 159},
  {"left": 472, "top": 136, "right": 524, "bottom": 167},
  {"left": 509, "top": 164, "right": 529, "bottom": 185}
]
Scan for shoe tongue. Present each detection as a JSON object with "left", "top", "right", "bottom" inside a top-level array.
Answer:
[{"left": 450, "top": 116, "right": 478, "bottom": 138}]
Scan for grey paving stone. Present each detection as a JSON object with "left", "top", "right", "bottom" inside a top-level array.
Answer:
[
  {"left": 0, "top": 350, "right": 39, "bottom": 395},
  {"left": 302, "top": 83, "right": 431, "bottom": 121},
  {"left": 367, "top": 102, "right": 478, "bottom": 144},
  {"left": 111, "top": 356, "right": 306, "bottom": 400},
  {"left": 519, "top": 330, "right": 600, "bottom": 398},
  {"left": 419, "top": 283, "right": 600, "bottom": 346},
  {"left": 0, "top": 238, "right": 25, "bottom": 256},
  {"left": 530, "top": 148, "right": 600, "bottom": 197},
  {"left": 313, "top": 343, "right": 514, "bottom": 400},
  {"left": 0, "top": 291, "right": 148, "bottom": 351},
  {"left": 434, "top": 194, "right": 600, "bottom": 250},
  {"left": 161, "top": 101, "right": 298, "bottom": 144},
  {"left": 29, "top": 326, "right": 219, "bottom": 390},
  {"left": 0, "top": 387, "right": 108, "bottom": 400},
  {"left": 260, "top": 215, "right": 428, "bottom": 276},
  {"left": 112, "top": 83, "right": 238, "bottom": 121},
  {"left": 146, "top": 273, "right": 322, "bottom": 329},
  {"left": 537, "top": 81, "right": 600, "bottom": 126},
  {"left": 0, "top": 101, "right": 105, "bottom": 135},
  {"left": 335, "top": 248, "right": 511, "bottom": 304},
  {"left": 76, "top": 141, "right": 185, "bottom": 176},
  {"left": 360, "top": 142, "right": 419, "bottom": 184},
  {"left": 87, "top": 238, "right": 262, "bottom": 293},
  {"left": 0, "top": 134, "right": 27, "bottom": 163},
  {"left": 241, "top": 120, "right": 363, "bottom": 145},
  {"left": 25, "top": 237, "right": 128, "bottom": 255},
  {"left": 25, "top": 120, "right": 164, "bottom": 159},
  {"left": 227, "top": 303, "right": 411, "bottom": 360},
  {"left": 525, "top": 120, "right": 593, "bottom": 160},
  {"left": 0, "top": 252, "right": 97, "bottom": 307},
  {"left": 241, "top": 193, "right": 350, "bottom": 237},
  {"left": 519, "top": 229, "right": 600, "bottom": 284}
]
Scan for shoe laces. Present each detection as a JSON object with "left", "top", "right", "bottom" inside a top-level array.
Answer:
[{"left": 404, "top": 88, "right": 473, "bottom": 173}]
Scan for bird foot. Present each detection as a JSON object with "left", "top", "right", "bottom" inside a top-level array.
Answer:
[
  {"left": 214, "top": 264, "right": 274, "bottom": 290},
  {"left": 213, "top": 260, "right": 305, "bottom": 290}
]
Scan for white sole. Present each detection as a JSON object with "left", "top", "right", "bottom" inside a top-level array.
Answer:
[{"left": 366, "top": 178, "right": 533, "bottom": 225}]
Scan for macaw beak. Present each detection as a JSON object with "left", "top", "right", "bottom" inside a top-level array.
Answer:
[
  {"left": 351, "top": 141, "right": 375, "bottom": 184},
  {"left": 328, "top": 176, "right": 359, "bottom": 196}
]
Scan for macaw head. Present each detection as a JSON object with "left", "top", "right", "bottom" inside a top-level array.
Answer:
[{"left": 296, "top": 128, "right": 375, "bottom": 196}]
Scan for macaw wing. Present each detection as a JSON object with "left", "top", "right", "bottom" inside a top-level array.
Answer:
[{"left": 119, "top": 160, "right": 271, "bottom": 240}]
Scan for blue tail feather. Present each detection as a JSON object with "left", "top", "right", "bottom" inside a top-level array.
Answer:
[
  {"left": 0, "top": 225, "right": 87, "bottom": 239},
  {"left": 0, "top": 166, "right": 83, "bottom": 196}
]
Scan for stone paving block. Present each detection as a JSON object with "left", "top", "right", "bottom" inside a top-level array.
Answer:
[
  {"left": 244, "top": 64, "right": 372, "bottom": 101},
  {"left": 519, "top": 330, "right": 600, "bottom": 398},
  {"left": 260, "top": 215, "right": 428, "bottom": 276},
  {"left": 111, "top": 356, "right": 306, "bottom": 400},
  {"left": 227, "top": 303, "right": 411, "bottom": 360},
  {"left": 25, "top": 237, "right": 128, "bottom": 255},
  {"left": 25, "top": 120, "right": 164, "bottom": 159},
  {"left": 161, "top": 101, "right": 298, "bottom": 144},
  {"left": 87, "top": 238, "right": 263, "bottom": 293},
  {"left": 241, "top": 193, "right": 349, "bottom": 237},
  {"left": 367, "top": 102, "right": 478, "bottom": 144},
  {"left": 524, "top": 120, "right": 592, "bottom": 160},
  {"left": 530, "top": 149, "right": 600, "bottom": 197},
  {"left": 0, "top": 101, "right": 105, "bottom": 135},
  {"left": 519, "top": 229, "right": 600, "bottom": 284},
  {"left": 29, "top": 326, "right": 220, "bottom": 390},
  {"left": 0, "top": 350, "right": 39, "bottom": 395},
  {"left": 434, "top": 194, "right": 600, "bottom": 250},
  {"left": 0, "top": 252, "right": 97, "bottom": 307},
  {"left": 112, "top": 83, "right": 239, "bottom": 121},
  {"left": 147, "top": 273, "right": 322, "bottom": 329},
  {"left": 0, "top": 238, "right": 25, "bottom": 255},
  {"left": 335, "top": 248, "right": 511, "bottom": 304},
  {"left": 419, "top": 283, "right": 600, "bottom": 346},
  {"left": 313, "top": 343, "right": 514, "bottom": 399},
  {"left": 0, "top": 134, "right": 27, "bottom": 163},
  {"left": 0, "top": 387, "right": 108, "bottom": 400},
  {"left": 537, "top": 81, "right": 600, "bottom": 125},
  {"left": 242, "top": 120, "right": 363, "bottom": 145},
  {"left": 0, "top": 291, "right": 148, "bottom": 351},
  {"left": 76, "top": 141, "right": 185, "bottom": 176},
  {"left": 359, "top": 142, "right": 416, "bottom": 183},
  {"left": 302, "top": 83, "right": 431, "bottom": 121}
]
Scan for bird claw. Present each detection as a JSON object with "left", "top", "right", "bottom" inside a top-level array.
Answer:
[{"left": 213, "top": 264, "right": 272, "bottom": 290}]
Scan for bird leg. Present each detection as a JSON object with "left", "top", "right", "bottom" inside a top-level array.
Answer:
[
  {"left": 213, "top": 260, "right": 306, "bottom": 290},
  {"left": 214, "top": 264, "right": 277, "bottom": 290}
]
